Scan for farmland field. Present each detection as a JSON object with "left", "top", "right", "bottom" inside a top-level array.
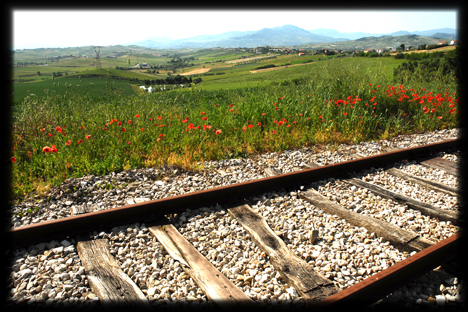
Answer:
[{"left": 8, "top": 45, "right": 461, "bottom": 200}]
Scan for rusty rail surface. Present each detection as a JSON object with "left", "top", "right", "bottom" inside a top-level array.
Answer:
[{"left": 6, "top": 138, "right": 460, "bottom": 249}]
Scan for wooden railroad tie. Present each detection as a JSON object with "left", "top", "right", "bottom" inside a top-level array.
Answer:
[
  {"left": 148, "top": 223, "right": 255, "bottom": 308},
  {"left": 264, "top": 167, "right": 433, "bottom": 253},
  {"left": 71, "top": 202, "right": 153, "bottom": 309},
  {"left": 303, "top": 160, "right": 461, "bottom": 226},
  {"left": 227, "top": 204, "right": 339, "bottom": 303},
  {"left": 76, "top": 238, "right": 152, "bottom": 309},
  {"left": 418, "top": 157, "right": 462, "bottom": 177}
]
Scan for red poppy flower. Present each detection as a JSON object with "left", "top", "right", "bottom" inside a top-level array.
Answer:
[
  {"left": 118, "top": 121, "right": 122, "bottom": 125},
  {"left": 65, "top": 140, "right": 71, "bottom": 146},
  {"left": 40, "top": 128, "right": 45, "bottom": 132},
  {"left": 299, "top": 114, "right": 303, "bottom": 117},
  {"left": 135, "top": 114, "right": 140, "bottom": 118},
  {"left": 275, "top": 107, "right": 278, "bottom": 111},
  {"left": 215, "top": 104, "right": 219, "bottom": 107},
  {"left": 157, "top": 116, "right": 162, "bottom": 121},
  {"left": 43, "top": 146, "right": 50, "bottom": 153},
  {"left": 262, "top": 113, "right": 267, "bottom": 116},
  {"left": 51, "top": 145, "right": 57, "bottom": 153},
  {"left": 216, "top": 130, "right": 222, "bottom": 135},
  {"left": 318, "top": 115, "right": 323, "bottom": 119},
  {"left": 257, "top": 122, "right": 262, "bottom": 126},
  {"left": 122, "top": 128, "right": 126, "bottom": 132},
  {"left": 77, "top": 139, "right": 83, "bottom": 144},
  {"left": 202, "top": 117, "right": 207, "bottom": 120},
  {"left": 159, "top": 134, "right": 164, "bottom": 137},
  {"left": 10, "top": 157, "right": 16, "bottom": 162},
  {"left": 201, "top": 112, "right": 205, "bottom": 115},
  {"left": 80, "top": 126, "right": 85, "bottom": 130},
  {"left": 150, "top": 118, "right": 153, "bottom": 121},
  {"left": 230, "top": 104, "right": 233, "bottom": 108},
  {"left": 248, "top": 124, "right": 253, "bottom": 128},
  {"left": 128, "top": 142, "right": 131, "bottom": 145},
  {"left": 157, "top": 138, "right": 162, "bottom": 141},
  {"left": 437, "top": 116, "right": 443, "bottom": 119},
  {"left": 128, "top": 120, "right": 132, "bottom": 124},
  {"left": 279, "top": 97, "right": 284, "bottom": 100},
  {"left": 86, "top": 135, "right": 91, "bottom": 139},
  {"left": 271, "top": 130, "right": 277, "bottom": 134},
  {"left": 48, "top": 133, "right": 53, "bottom": 137},
  {"left": 307, "top": 117, "right": 310, "bottom": 120},
  {"left": 139, "top": 128, "right": 144, "bottom": 131}
]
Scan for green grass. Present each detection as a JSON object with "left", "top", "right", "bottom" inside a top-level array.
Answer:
[{"left": 9, "top": 55, "right": 459, "bottom": 201}]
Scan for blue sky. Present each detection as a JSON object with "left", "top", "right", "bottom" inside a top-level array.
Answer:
[{"left": 12, "top": 10, "right": 458, "bottom": 49}]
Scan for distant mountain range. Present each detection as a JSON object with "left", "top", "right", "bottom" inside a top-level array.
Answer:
[{"left": 126, "top": 24, "right": 457, "bottom": 49}]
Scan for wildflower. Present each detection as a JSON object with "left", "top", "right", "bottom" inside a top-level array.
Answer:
[
  {"left": 40, "top": 128, "right": 45, "bottom": 132},
  {"left": 139, "top": 128, "right": 144, "bottom": 131},
  {"left": 77, "top": 139, "right": 83, "bottom": 144},
  {"left": 150, "top": 118, "right": 153, "bottom": 121},
  {"left": 318, "top": 115, "right": 323, "bottom": 119},
  {"left": 122, "top": 128, "right": 127, "bottom": 132},
  {"left": 286, "top": 125, "right": 290, "bottom": 128},
  {"left": 86, "top": 135, "right": 91, "bottom": 139},
  {"left": 299, "top": 114, "right": 303, "bottom": 117},
  {"left": 80, "top": 126, "right": 85, "bottom": 130},
  {"left": 128, "top": 142, "right": 132, "bottom": 145},
  {"left": 65, "top": 140, "right": 71, "bottom": 146},
  {"left": 157, "top": 138, "right": 162, "bottom": 141},
  {"left": 103, "top": 127, "right": 107, "bottom": 131},
  {"left": 430, "top": 108, "right": 436, "bottom": 113},
  {"left": 275, "top": 107, "right": 278, "bottom": 111},
  {"left": 202, "top": 117, "right": 207, "bottom": 120},
  {"left": 262, "top": 113, "right": 267, "bottom": 116},
  {"left": 369, "top": 83, "right": 372, "bottom": 86},
  {"left": 215, "top": 104, "right": 219, "bottom": 107},
  {"left": 279, "top": 97, "right": 284, "bottom": 100},
  {"left": 48, "top": 133, "right": 53, "bottom": 137},
  {"left": 216, "top": 130, "right": 222, "bottom": 135},
  {"left": 51, "top": 145, "right": 57, "bottom": 153},
  {"left": 437, "top": 116, "right": 443, "bottom": 119},
  {"left": 56, "top": 126, "right": 62, "bottom": 133},
  {"left": 43, "top": 146, "right": 51, "bottom": 153},
  {"left": 157, "top": 116, "right": 162, "bottom": 121},
  {"left": 278, "top": 121, "right": 284, "bottom": 126},
  {"left": 271, "top": 130, "right": 277, "bottom": 134},
  {"left": 134, "top": 114, "right": 140, "bottom": 118},
  {"left": 128, "top": 120, "right": 132, "bottom": 124},
  {"left": 248, "top": 124, "right": 253, "bottom": 128},
  {"left": 230, "top": 109, "right": 234, "bottom": 112},
  {"left": 159, "top": 134, "right": 164, "bottom": 137},
  {"left": 201, "top": 112, "right": 205, "bottom": 115},
  {"left": 118, "top": 121, "right": 122, "bottom": 125},
  {"left": 307, "top": 117, "right": 310, "bottom": 120},
  {"left": 257, "top": 122, "right": 262, "bottom": 126},
  {"left": 343, "top": 112, "right": 348, "bottom": 116},
  {"left": 10, "top": 157, "right": 16, "bottom": 162}
]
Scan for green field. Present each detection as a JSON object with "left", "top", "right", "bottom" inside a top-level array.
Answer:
[{"left": 9, "top": 45, "right": 461, "bottom": 201}]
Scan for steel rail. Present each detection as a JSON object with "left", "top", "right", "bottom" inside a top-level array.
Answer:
[
  {"left": 6, "top": 138, "right": 460, "bottom": 250},
  {"left": 316, "top": 231, "right": 464, "bottom": 308}
]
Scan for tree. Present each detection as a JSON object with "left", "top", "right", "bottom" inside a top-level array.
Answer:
[{"left": 400, "top": 44, "right": 405, "bottom": 51}]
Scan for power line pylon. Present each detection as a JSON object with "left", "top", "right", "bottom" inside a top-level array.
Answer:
[{"left": 93, "top": 46, "right": 102, "bottom": 70}]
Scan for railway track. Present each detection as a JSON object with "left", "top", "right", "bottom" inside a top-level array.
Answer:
[{"left": 5, "top": 133, "right": 465, "bottom": 310}]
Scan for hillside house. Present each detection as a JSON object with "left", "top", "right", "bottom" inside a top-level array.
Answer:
[
  {"left": 364, "top": 49, "right": 374, "bottom": 53},
  {"left": 450, "top": 40, "right": 459, "bottom": 45},
  {"left": 298, "top": 52, "right": 304, "bottom": 56},
  {"left": 438, "top": 41, "right": 447, "bottom": 45}
]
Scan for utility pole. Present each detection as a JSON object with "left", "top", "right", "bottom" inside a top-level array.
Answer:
[{"left": 93, "top": 46, "right": 102, "bottom": 70}]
